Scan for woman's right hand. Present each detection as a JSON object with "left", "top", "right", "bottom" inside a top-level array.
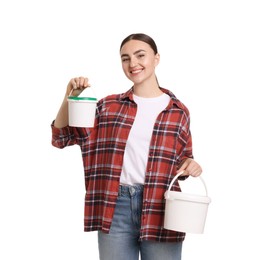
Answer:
[{"left": 66, "top": 76, "right": 90, "bottom": 97}]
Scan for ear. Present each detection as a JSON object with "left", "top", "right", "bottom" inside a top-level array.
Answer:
[{"left": 154, "top": 53, "right": 160, "bottom": 67}]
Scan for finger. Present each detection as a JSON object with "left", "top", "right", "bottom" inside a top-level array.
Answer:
[
  {"left": 181, "top": 169, "right": 189, "bottom": 176},
  {"left": 84, "top": 77, "right": 90, "bottom": 88},
  {"left": 78, "top": 77, "right": 85, "bottom": 87},
  {"left": 76, "top": 77, "right": 83, "bottom": 88},
  {"left": 74, "top": 77, "right": 82, "bottom": 89},
  {"left": 189, "top": 165, "right": 202, "bottom": 177},
  {"left": 177, "top": 158, "right": 202, "bottom": 177},
  {"left": 70, "top": 78, "right": 77, "bottom": 89},
  {"left": 189, "top": 170, "right": 200, "bottom": 177},
  {"left": 177, "top": 158, "right": 191, "bottom": 172}
]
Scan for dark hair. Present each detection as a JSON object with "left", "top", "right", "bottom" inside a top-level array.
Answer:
[{"left": 120, "top": 33, "right": 158, "bottom": 54}]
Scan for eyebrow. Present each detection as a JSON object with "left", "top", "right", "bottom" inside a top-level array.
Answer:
[{"left": 121, "top": 49, "right": 146, "bottom": 58}]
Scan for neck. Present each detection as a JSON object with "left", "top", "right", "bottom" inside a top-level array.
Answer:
[{"left": 133, "top": 81, "right": 163, "bottom": 98}]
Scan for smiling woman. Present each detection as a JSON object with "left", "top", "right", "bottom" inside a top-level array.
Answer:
[
  {"left": 120, "top": 34, "right": 160, "bottom": 97},
  {"left": 51, "top": 33, "right": 202, "bottom": 260}
]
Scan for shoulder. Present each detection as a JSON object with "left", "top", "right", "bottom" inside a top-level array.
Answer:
[
  {"left": 96, "top": 89, "right": 133, "bottom": 114},
  {"left": 97, "top": 87, "right": 133, "bottom": 106},
  {"left": 161, "top": 87, "right": 190, "bottom": 115},
  {"left": 174, "top": 97, "right": 190, "bottom": 116},
  {"left": 97, "top": 93, "right": 123, "bottom": 106}
]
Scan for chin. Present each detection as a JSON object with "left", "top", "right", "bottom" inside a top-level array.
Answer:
[{"left": 130, "top": 77, "right": 144, "bottom": 85}]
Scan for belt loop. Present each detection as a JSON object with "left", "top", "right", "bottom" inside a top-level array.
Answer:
[{"left": 118, "top": 185, "right": 122, "bottom": 196}]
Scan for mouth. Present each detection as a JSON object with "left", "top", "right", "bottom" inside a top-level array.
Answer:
[{"left": 130, "top": 68, "right": 143, "bottom": 74}]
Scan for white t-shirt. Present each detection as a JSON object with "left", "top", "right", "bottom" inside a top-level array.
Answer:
[{"left": 120, "top": 93, "right": 170, "bottom": 185}]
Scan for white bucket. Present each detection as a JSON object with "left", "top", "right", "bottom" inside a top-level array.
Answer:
[
  {"left": 67, "top": 89, "right": 97, "bottom": 127},
  {"left": 164, "top": 172, "right": 211, "bottom": 234}
]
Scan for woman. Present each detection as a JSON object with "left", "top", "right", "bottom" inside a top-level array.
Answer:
[{"left": 51, "top": 33, "right": 202, "bottom": 260}]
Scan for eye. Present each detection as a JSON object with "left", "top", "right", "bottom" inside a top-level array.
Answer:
[
  {"left": 138, "top": 54, "right": 145, "bottom": 59},
  {"left": 121, "top": 57, "right": 130, "bottom": 62}
]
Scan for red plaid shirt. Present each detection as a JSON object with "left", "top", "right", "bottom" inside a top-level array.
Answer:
[{"left": 51, "top": 87, "right": 193, "bottom": 242}]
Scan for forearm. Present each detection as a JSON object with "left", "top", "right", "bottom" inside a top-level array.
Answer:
[{"left": 54, "top": 95, "right": 69, "bottom": 128}]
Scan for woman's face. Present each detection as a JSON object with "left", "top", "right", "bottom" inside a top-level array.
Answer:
[{"left": 120, "top": 40, "right": 160, "bottom": 85}]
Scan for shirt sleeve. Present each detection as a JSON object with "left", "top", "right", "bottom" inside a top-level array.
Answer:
[
  {"left": 178, "top": 108, "right": 194, "bottom": 163},
  {"left": 51, "top": 120, "right": 92, "bottom": 148}
]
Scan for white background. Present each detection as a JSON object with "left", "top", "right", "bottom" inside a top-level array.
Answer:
[{"left": 0, "top": 0, "right": 262, "bottom": 259}]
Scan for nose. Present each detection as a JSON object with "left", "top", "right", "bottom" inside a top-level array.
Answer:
[{"left": 129, "top": 56, "right": 137, "bottom": 67}]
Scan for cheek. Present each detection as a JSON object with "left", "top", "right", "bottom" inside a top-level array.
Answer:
[
  {"left": 122, "top": 64, "right": 130, "bottom": 73},
  {"left": 145, "top": 60, "right": 156, "bottom": 71},
  {"left": 143, "top": 57, "right": 155, "bottom": 67}
]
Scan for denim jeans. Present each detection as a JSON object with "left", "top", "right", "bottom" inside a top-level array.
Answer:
[{"left": 98, "top": 184, "right": 182, "bottom": 260}]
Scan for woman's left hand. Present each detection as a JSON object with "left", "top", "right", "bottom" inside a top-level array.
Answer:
[{"left": 177, "top": 158, "right": 202, "bottom": 177}]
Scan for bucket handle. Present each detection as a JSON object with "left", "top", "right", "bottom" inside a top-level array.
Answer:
[
  {"left": 167, "top": 171, "right": 208, "bottom": 196},
  {"left": 68, "top": 88, "right": 74, "bottom": 97}
]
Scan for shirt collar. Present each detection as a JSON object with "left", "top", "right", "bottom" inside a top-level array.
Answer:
[
  {"left": 120, "top": 86, "right": 185, "bottom": 110},
  {"left": 120, "top": 87, "right": 134, "bottom": 101}
]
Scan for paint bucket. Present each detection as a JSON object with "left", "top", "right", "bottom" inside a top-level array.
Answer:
[
  {"left": 67, "top": 88, "right": 97, "bottom": 127},
  {"left": 164, "top": 172, "right": 211, "bottom": 234}
]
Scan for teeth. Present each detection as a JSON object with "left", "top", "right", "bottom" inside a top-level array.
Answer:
[{"left": 131, "top": 69, "right": 142, "bottom": 74}]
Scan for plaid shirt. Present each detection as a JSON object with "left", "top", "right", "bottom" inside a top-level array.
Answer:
[{"left": 51, "top": 87, "right": 193, "bottom": 242}]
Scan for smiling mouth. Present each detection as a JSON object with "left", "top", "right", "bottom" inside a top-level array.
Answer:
[{"left": 130, "top": 68, "right": 143, "bottom": 74}]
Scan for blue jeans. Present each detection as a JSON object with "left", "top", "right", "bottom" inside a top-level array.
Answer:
[{"left": 98, "top": 185, "right": 182, "bottom": 260}]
